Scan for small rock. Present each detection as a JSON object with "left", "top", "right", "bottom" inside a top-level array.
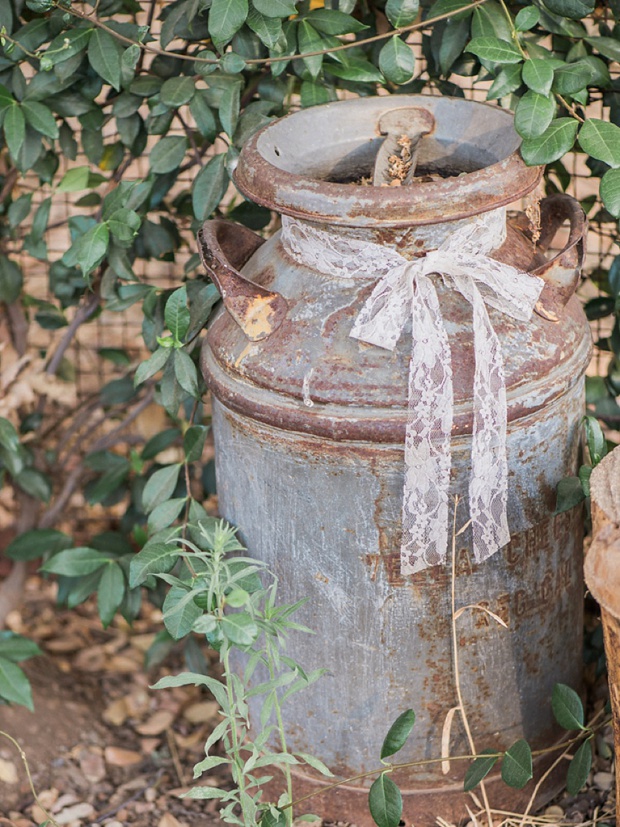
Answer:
[
  {"left": 544, "top": 806, "right": 564, "bottom": 819},
  {"left": 104, "top": 746, "right": 142, "bottom": 767},
  {"left": 0, "top": 757, "right": 18, "bottom": 784},
  {"left": 78, "top": 747, "right": 106, "bottom": 784},
  {"left": 592, "top": 771, "right": 614, "bottom": 790},
  {"left": 54, "top": 803, "right": 95, "bottom": 825},
  {"left": 183, "top": 701, "right": 219, "bottom": 724},
  {"left": 103, "top": 699, "right": 128, "bottom": 727},
  {"left": 159, "top": 815, "right": 186, "bottom": 827},
  {"left": 135, "top": 709, "right": 175, "bottom": 736}
]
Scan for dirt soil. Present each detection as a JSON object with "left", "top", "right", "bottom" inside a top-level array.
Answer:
[{"left": 0, "top": 578, "right": 616, "bottom": 827}]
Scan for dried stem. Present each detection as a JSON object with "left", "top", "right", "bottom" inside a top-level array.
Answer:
[
  {"left": 0, "top": 731, "right": 61, "bottom": 827},
  {"left": 449, "top": 499, "right": 494, "bottom": 827},
  {"left": 54, "top": 0, "right": 488, "bottom": 66}
]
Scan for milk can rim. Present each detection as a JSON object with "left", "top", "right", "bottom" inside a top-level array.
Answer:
[{"left": 233, "top": 95, "right": 542, "bottom": 228}]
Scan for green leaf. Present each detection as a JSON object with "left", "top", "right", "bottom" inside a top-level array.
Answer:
[
  {"left": 522, "top": 58, "right": 554, "bottom": 96},
  {"left": 300, "top": 81, "right": 333, "bottom": 107},
  {"left": 260, "top": 807, "right": 287, "bottom": 827},
  {"left": 466, "top": 36, "right": 523, "bottom": 64},
  {"left": 552, "top": 61, "right": 594, "bottom": 96},
  {"left": 520, "top": 119, "right": 579, "bottom": 166},
  {"left": 165, "top": 286, "right": 191, "bottom": 341},
  {"left": 150, "top": 136, "right": 188, "bottom": 174},
  {"left": 578, "top": 464, "right": 592, "bottom": 498},
  {"left": 514, "top": 6, "right": 540, "bottom": 30},
  {"left": 42, "top": 547, "right": 111, "bottom": 577},
  {"left": 552, "top": 683, "right": 585, "bottom": 730},
  {"left": 579, "top": 119, "right": 620, "bottom": 169},
  {"left": 6, "top": 529, "right": 72, "bottom": 561},
  {"left": 15, "top": 467, "right": 52, "bottom": 502},
  {"left": 4, "top": 105, "right": 25, "bottom": 159},
  {"left": 218, "top": 80, "right": 241, "bottom": 138},
  {"left": 555, "top": 476, "right": 586, "bottom": 514},
  {"left": 184, "top": 425, "right": 208, "bottom": 463},
  {"left": 98, "top": 563, "right": 125, "bottom": 628},
  {"left": 221, "top": 613, "right": 259, "bottom": 646},
  {"left": 209, "top": 0, "right": 248, "bottom": 44},
  {"left": 88, "top": 29, "right": 124, "bottom": 91},
  {"left": 585, "top": 36, "right": 620, "bottom": 63},
  {"left": 253, "top": 0, "right": 297, "bottom": 17},
  {"left": 428, "top": 0, "right": 474, "bottom": 18},
  {"left": 190, "top": 93, "right": 217, "bottom": 140},
  {"left": 174, "top": 349, "right": 200, "bottom": 397},
  {"left": 135, "top": 347, "right": 171, "bottom": 386},
  {"left": 514, "top": 91, "right": 555, "bottom": 139},
  {"left": 325, "top": 59, "right": 384, "bottom": 83},
  {"left": 163, "top": 586, "right": 203, "bottom": 639},
  {"left": 142, "top": 428, "right": 181, "bottom": 461},
  {"left": 0, "top": 633, "right": 41, "bottom": 663},
  {"left": 464, "top": 750, "right": 500, "bottom": 792},
  {"left": 22, "top": 101, "right": 58, "bottom": 139},
  {"left": 160, "top": 76, "right": 196, "bottom": 107},
  {"left": 0, "top": 255, "right": 23, "bottom": 304},
  {"left": 246, "top": 8, "right": 284, "bottom": 50},
  {"left": 307, "top": 9, "right": 368, "bottom": 35},
  {"left": 368, "top": 774, "right": 402, "bottom": 827},
  {"left": 0, "top": 657, "right": 33, "bottom": 710},
  {"left": 379, "top": 36, "right": 415, "bottom": 85},
  {"left": 192, "top": 154, "right": 229, "bottom": 221},
  {"left": 147, "top": 497, "right": 187, "bottom": 533},
  {"left": 487, "top": 64, "right": 522, "bottom": 100},
  {"left": 501, "top": 740, "right": 533, "bottom": 789},
  {"left": 541, "top": 0, "right": 594, "bottom": 19},
  {"left": 64, "top": 223, "right": 110, "bottom": 277},
  {"left": 584, "top": 415, "right": 607, "bottom": 466},
  {"left": 8, "top": 193, "right": 32, "bottom": 229},
  {"left": 296, "top": 752, "right": 334, "bottom": 777},
  {"left": 601, "top": 168, "right": 620, "bottom": 218},
  {"left": 108, "top": 208, "right": 141, "bottom": 245},
  {"left": 142, "top": 464, "right": 181, "bottom": 513},
  {"left": 297, "top": 21, "right": 323, "bottom": 81},
  {"left": 57, "top": 166, "right": 92, "bottom": 192},
  {"left": 129, "top": 542, "right": 179, "bottom": 587},
  {"left": 385, "top": 0, "right": 419, "bottom": 27},
  {"left": 566, "top": 740, "right": 592, "bottom": 795},
  {"left": 380, "top": 709, "right": 416, "bottom": 759}
]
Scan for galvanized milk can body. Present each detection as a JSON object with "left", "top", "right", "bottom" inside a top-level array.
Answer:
[{"left": 199, "top": 96, "right": 591, "bottom": 824}]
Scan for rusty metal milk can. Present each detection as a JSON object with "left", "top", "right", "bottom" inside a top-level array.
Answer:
[{"left": 198, "top": 96, "right": 591, "bottom": 825}]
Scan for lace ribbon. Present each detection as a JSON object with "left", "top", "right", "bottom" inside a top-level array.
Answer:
[{"left": 280, "top": 211, "right": 544, "bottom": 575}]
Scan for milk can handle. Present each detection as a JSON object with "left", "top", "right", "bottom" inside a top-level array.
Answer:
[
  {"left": 531, "top": 193, "right": 587, "bottom": 321},
  {"left": 198, "top": 219, "right": 287, "bottom": 341}
]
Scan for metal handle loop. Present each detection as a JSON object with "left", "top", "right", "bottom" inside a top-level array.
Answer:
[
  {"left": 531, "top": 193, "right": 587, "bottom": 321},
  {"left": 198, "top": 219, "right": 287, "bottom": 342}
]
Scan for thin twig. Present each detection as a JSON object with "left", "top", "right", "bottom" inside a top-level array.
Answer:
[
  {"left": 166, "top": 727, "right": 187, "bottom": 786},
  {"left": 53, "top": 0, "right": 488, "bottom": 66},
  {"left": 176, "top": 111, "right": 204, "bottom": 168},
  {"left": 450, "top": 498, "right": 494, "bottom": 827},
  {"left": 44, "top": 290, "right": 101, "bottom": 376},
  {"left": 0, "top": 731, "right": 62, "bottom": 827}
]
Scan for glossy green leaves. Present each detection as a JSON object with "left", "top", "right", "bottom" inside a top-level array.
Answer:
[{"left": 379, "top": 36, "right": 415, "bottom": 85}]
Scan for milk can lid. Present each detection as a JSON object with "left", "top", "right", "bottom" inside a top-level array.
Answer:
[{"left": 234, "top": 95, "right": 541, "bottom": 228}]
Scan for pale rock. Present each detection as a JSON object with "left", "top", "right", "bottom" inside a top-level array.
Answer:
[
  {"left": 54, "top": 803, "right": 95, "bottom": 825},
  {"left": 593, "top": 771, "right": 614, "bottom": 790},
  {"left": 104, "top": 746, "right": 142, "bottom": 767},
  {"left": 0, "top": 757, "right": 18, "bottom": 784},
  {"left": 135, "top": 709, "right": 175, "bottom": 735}
]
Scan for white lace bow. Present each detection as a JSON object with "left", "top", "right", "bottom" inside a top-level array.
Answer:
[{"left": 280, "top": 210, "right": 544, "bottom": 575}]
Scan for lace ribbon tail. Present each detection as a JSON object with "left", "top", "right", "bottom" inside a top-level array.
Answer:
[
  {"left": 401, "top": 274, "right": 454, "bottom": 575},
  {"left": 456, "top": 277, "right": 511, "bottom": 564}
]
